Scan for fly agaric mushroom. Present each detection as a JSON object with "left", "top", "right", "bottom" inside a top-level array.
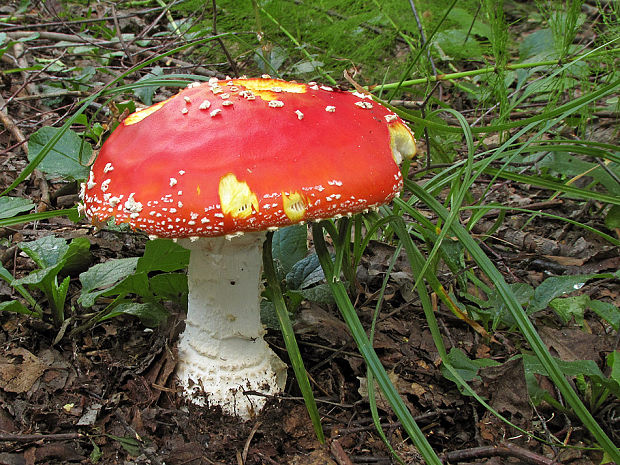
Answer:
[{"left": 81, "top": 77, "right": 416, "bottom": 418}]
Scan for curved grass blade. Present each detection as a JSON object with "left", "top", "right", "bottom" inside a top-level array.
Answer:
[
  {"left": 263, "top": 232, "right": 325, "bottom": 443},
  {"left": 312, "top": 222, "right": 442, "bottom": 465}
]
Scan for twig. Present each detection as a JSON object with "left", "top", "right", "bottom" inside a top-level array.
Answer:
[
  {"left": 0, "top": 95, "right": 50, "bottom": 212},
  {"left": 331, "top": 438, "right": 355, "bottom": 465},
  {"left": 212, "top": 0, "right": 238, "bottom": 76},
  {"left": 111, "top": 4, "right": 135, "bottom": 65},
  {"left": 440, "top": 443, "right": 562, "bottom": 465},
  {"left": 6, "top": 31, "right": 225, "bottom": 79},
  {"left": 241, "top": 421, "right": 261, "bottom": 464},
  {"left": 0, "top": 432, "right": 82, "bottom": 442}
]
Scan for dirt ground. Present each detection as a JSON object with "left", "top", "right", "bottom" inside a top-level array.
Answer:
[{"left": 1, "top": 2, "right": 618, "bottom": 465}]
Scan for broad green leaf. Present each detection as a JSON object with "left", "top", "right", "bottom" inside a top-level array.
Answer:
[
  {"left": 285, "top": 253, "right": 324, "bottom": 290},
  {"left": 99, "top": 301, "right": 168, "bottom": 327},
  {"left": 133, "top": 66, "right": 164, "bottom": 105},
  {"left": 150, "top": 272, "right": 188, "bottom": 300},
  {"left": 19, "top": 235, "right": 68, "bottom": 268},
  {"left": 137, "top": 239, "right": 189, "bottom": 273},
  {"left": 0, "top": 197, "right": 34, "bottom": 219},
  {"left": 441, "top": 348, "right": 501, "bottom": 386},
  {"left": 589, "top": 300, "right": 620, "bottom": 331},
  {"left": 272, "top": 225, "right": 308, "bottom": 276},
  {"left": 523, "top": 354, "right": 620, "bottom": 399},
  {"left": 529, "top": 273, "right": 611, "bottom": 313},
  {"left": 61, "top": 237, "right": 92, "bottom": 274},
  {"left": 27, "top": 126, "right": 91, "bottom": 180},
  {"left": 0, "top": 300, "right": 35, "bottom": 316},
  {"left": 433, "top": 30, "right": 482, "bottom": 59},
  {"left": 604, "top": 205, "right": 620, "bottom": 229},
  {"left": 78, "top": 257, "right": 139, "bottom": 306},
  {"left": 106, "top": 434, "right": 142, "bottom": 456},
  {"left": 13, "top": 263, "right": 63, "bottom": 288},
  {"left": 549, "top": 295, "right": 589, "bottom": 325},
  {"left": 299, "top": 284, "right": 335, "bottom": 304},
  {"left": 519, "top": 28, "right": 555, "bottom": 60},
  {"left": 108, "top": 272, "right": 153, "bottom": 299}
]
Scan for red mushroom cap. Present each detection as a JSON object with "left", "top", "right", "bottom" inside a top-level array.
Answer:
[{"left": 81, "top": 78, "right": 416, "bottom": 238}]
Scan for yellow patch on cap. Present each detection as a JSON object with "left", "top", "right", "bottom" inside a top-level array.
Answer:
[
  {"left": 282, "top": 191, "right": 307, "bottom": 222},
  {"left": 219, "top": 173, "right": 259, "bottom": 219},
  {"left": 233, "top": 79, "right": 306, "bottom": 102},
  {"left": 123, "top": 99, "right": 170, "bottom": 126},
  {"left": 388, "top": 122, "right": 417, "bottom": 165}
]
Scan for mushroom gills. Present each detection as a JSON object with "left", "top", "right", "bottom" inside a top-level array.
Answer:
[
  {"left": 219, "top": 173, "right": 259, "bottom": 219},
  {"left": 282, "top": 191, "right": 307, "bottom": 222},
  {"left": 388, "top": 122, "right": 417, "bottom": 165}
]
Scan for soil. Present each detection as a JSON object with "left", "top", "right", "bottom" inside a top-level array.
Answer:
[{"left": 0, "top": 2, "right": 618, "bottom": 465}]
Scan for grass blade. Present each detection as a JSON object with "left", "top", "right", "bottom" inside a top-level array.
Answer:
[
  {"left": 263, "top": 232, "right": 325, "bottom": 443},
  {"left": 312, "top": 222, "right": 442, "bottom": 465}
]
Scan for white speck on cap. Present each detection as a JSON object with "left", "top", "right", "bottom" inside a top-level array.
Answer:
[{"left": 325, "top": 106, "right": 336, "bottom": 113}]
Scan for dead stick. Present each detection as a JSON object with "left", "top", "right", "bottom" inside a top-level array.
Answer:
[
  {"left": 331, "top": 439, "right": 355, "bottom": 465},
  {"left": 440, "top": 443, "right": 562, "bottom": 465},
  {"left": 7, "top": 31, "right": 225, "bottom": 79},
  {"left": 0, "top": 96, "right": 50, "bottom": 212},
  {"left": 0, "top": 433, "right": 82, "bottom": 442}
]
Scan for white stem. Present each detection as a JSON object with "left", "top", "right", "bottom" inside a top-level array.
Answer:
[{"left": 176, "top": 232, "right": 287, "bottom": 418}]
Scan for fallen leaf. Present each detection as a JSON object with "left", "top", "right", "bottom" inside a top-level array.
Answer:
[{"left": 0, "top": 348, "right": 47, "bottom": 394}]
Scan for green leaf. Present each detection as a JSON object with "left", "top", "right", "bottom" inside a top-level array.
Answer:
[
  {"left": 61, "top": 237, "right": 92, "bottom": 274},
  {"left": 441, "top": 348, "right": 501, "bottom": 386},
  {"left": 106, "top": 434, "right": 142, "bottom": 456},
  {"left": 78, "top": 257, "right": 139, "bottom": 307},
  {"left": 27, "top": 126, "right": 91, "bottom": 180},
  {"left": 150, "top": 272, "right": 188, "bottom": 300},
  {"left": 0, "top": 300, "right": 36, "bottom": 316},
  {"left": 608, "top": 351, "right": 619, "bottom": 385},
  {"left": 18, "top": 235, "right": 69, "bottom": 268},
  {"left": 299, "top": 284, "right": 335, "bottom": 304},
  {"left": 89, "top": 439, "right": 102, "bottom": 463},
  {"left": 589, "top": 300, "right": 620, "bottom": 331},
  {"left": 549, "top": 295, "right": 589, "bottom": 325},
  {"left": 13, "top": 263, "right": 63, "bottom": 288},
  {"left": 523, "top": 353, "right": 620, "bottom": 399},
  {"left": 285, "top": 253, "right": 324, "bottom": 290},
  {"left": 528, "top": 273, "right": 611, "bottom": 313},
  {"left": 133, "top": 66, "right": 164, "bottom": 105},
  {"left": 433, "top": 30, "right": 482, "bottom": 59},
  {"left": 99, "top": 301, "right": 168, "bottom": 328},
  {"left": 519, "top": 28, "right": 555, "bottom": 60},
  {"left": 272, "top": 225, "right": 308, "bottom": 276},
  {"left": 604, "top": 205, "right": 620, "bottom": 229},
  {"left": 0, "top": 197, "right": 34, "bottom": 219},
  {"left": 137, "top": 239, "right": 189, "bottom": 273}
]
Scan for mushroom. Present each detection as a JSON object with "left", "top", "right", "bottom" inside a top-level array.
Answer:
[{"left": 81, "top": 78, "right": 416, "bottom": 418}]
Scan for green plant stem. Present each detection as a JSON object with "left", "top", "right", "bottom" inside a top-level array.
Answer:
[
  {"left": 375, "top": 48, "right": 620, "bottom": 91},
  {"left": 262, "top": 232, "right": 325, "bottom": 443}
]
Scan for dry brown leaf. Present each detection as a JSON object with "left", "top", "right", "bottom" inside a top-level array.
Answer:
[{"left": 0, "top": 348, "right": 47, "bottom": 394}]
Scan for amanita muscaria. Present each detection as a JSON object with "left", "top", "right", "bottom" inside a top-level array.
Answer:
[{"left": 81, "top": 77, "right": 416, "bottom": 418}]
